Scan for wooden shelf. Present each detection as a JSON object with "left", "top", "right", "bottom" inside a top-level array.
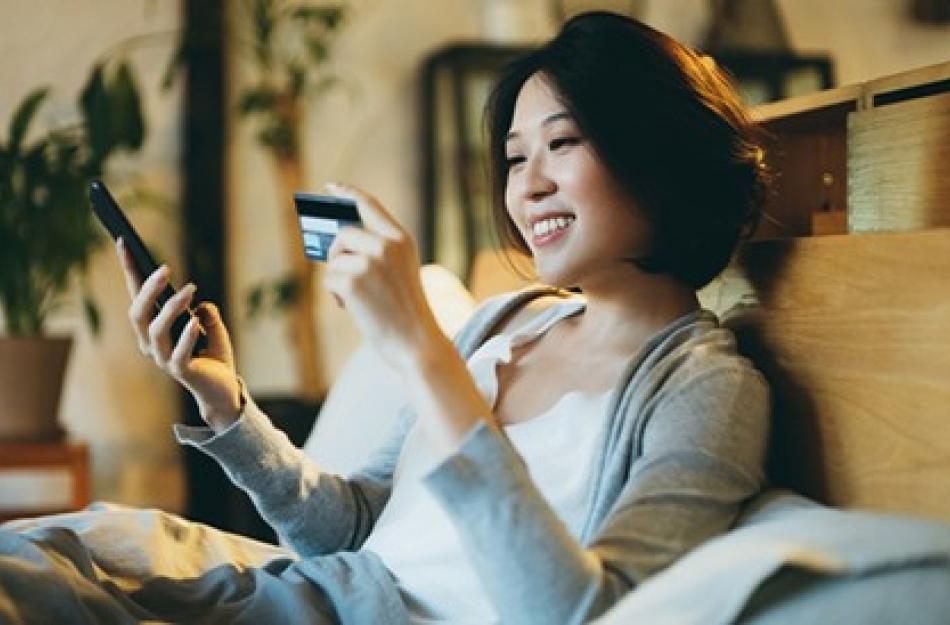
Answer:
[
  {"left": 0, "top": 441, "right": 91, "bottom": 522},
  {"left": 750, "top": 60, "right": 950, "bottom": 239}
]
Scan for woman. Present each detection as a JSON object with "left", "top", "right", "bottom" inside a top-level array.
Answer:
[{"left": 2, "top": 11, "right": 769, "bottom": 625}]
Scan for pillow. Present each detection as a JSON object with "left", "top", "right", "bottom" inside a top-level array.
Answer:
[
  {"left": 301, "top": 264, "right": 476, "bottom": 475},
  {"left": 592, "top": 488, "right": 950, "bottom": 625}
]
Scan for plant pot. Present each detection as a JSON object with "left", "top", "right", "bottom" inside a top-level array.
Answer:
[{"left": 0, "top": 336, "right": 72, "bottom": 441}]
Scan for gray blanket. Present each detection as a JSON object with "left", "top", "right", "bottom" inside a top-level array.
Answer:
[
  {"left": 3, "top": 490, "right": 950, "bottom": 624},
  {"left": 593, "top": 489, "right": 950, "bottom": 625},
  {"left": 0, "top": 503, "right": 400, "bottom": 624}
]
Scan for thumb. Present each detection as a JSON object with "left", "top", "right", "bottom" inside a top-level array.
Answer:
[{"left": 197, "top": 302, "right": 234, "bottom": 363}]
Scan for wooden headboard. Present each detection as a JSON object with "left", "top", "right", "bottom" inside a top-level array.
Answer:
[
  {"left": 465, "top": 62, "right": 950, "bottom": 524},
  {"left": 470, "top": 232, "right": 950, "bottom": 523},
  {"left": 727, "top": 230, "right": 950, "bottom": 523}
]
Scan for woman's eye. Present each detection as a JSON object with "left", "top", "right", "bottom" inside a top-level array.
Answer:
[
  {"left": 504, "top": 155, "right": 525, "bottom": 169},
  {"left": 549, "top": 137, "right": 579, "bottom": 150}
]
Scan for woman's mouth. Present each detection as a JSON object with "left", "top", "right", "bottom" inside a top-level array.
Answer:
[{"left": 530, "top": 215, "right": 575, "bottom": 248}]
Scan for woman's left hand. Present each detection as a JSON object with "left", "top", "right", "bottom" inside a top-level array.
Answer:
[{"left": 322, "top": 182, "right": 443, "bottom": 372}]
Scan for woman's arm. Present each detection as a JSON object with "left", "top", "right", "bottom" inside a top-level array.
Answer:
[
  {"left": 320, "top": 183, "right": 499, "bottom": 455},
  {"left": 114, "top": 236, "right": 406, "bottom": 556},
  {"left": 422, "top": 364, "right": 770, "bottom": 625},
  {"left": 174, "top": 394, "right": 414, "bottom": 556},
  {"left": 321, "top": 183, "right": 768, "bottom": 622}
]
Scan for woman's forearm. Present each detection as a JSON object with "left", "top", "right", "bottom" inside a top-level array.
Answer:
[{"left": 397, "top": 324, "right": 498, "bottom": 456}]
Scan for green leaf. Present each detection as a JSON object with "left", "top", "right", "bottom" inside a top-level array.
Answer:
[
  {"left": 288, "top": 64, "right": 306, "bottom": 97},
  {"left": 292, "top": 5, "right": 345, "bottom": 29},
  {"left": 79, "top": 60, "right": 147, "bottom": 171},
  {"left": 8, "top": 88, "right": 50, "bottom": 155},
  {"left": 245, "top": 273, "right": 299, "bottom": 321},
  {"left": 246, "top": 284, "right": 265, "bottom": 320},
  {"left": 238, "top": 86, "right": 279, "bottom": 115},
  {"left": 82, "top": 295, "right": 102, "bottom": 337},
  {"left": 79, "top": 64, "right": 114, "bottom": 168},
  {"left": 249, "top": 0, "right": 275, "bottom": 67},
  {"left": 161, "top": 37, "right": 186, "bottom": 91},
  {"left": 275, "top": 275, "right": 299, "bottom": 307},
  {"left": 109, "top": 61, "right": 146, "bottom": 151},
  {"left": 0, "top": 147, "right": 10, "bottom": 184},
  {"left": 306, "top": 38, "right": 329, "bottom": 64},
  {"left": 257, "top": 118, "right": 295, "bottom": 156}
]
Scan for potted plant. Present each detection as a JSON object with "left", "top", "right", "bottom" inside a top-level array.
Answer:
[{"left": 0, "top": 60, "right": 146, "bottom": 441}]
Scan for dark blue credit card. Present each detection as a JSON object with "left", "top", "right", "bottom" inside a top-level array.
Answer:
[{"left": 294, "top": 192, "right": 361, "bottom": 261}]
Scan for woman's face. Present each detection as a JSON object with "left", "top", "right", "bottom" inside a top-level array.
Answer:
[{"left": 504, "top": 73, "right": 651, "bottom": 288}]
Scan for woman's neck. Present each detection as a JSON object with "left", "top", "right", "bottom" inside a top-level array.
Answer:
[{"left": 562, "top": 265, "right": 700, "bottom": 352}]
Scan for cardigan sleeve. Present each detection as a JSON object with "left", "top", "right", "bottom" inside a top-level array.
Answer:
[
  {"left": 174, "top": 396, "right": 415, "bottom": 557},
  {"left": 421, "top": 363, "right": 770, "bottom": 625},
  {"left": 170, "top": 289, "right": 547, "bottom": 558}
]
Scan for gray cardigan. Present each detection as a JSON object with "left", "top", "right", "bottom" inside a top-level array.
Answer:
[{"left": 176, "top": 286, "right": 770, "bottom": 624}]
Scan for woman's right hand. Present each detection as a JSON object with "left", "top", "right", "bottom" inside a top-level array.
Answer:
[{"left": 117, "top": 238, "right": 244, "bottom": 432}]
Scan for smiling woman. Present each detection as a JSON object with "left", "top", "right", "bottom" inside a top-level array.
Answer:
[
  {"left": 500, "top": 75, "right": 654, "bottom": 289},
  {"left": 487, "top": 12, "right": 768, "bottom": 290},
  {"left": 1, "top": 11, "right": 774, "bottom": 625}
]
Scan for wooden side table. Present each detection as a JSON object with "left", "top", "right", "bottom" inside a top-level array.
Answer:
[{"left": 0, "top": 441, "right": 91, "bottom": 522}]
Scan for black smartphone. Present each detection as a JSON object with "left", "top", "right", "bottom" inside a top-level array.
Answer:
[
  {"left": 88, "top": 180, "right": 208, "bottom": 356},
  {"left": 294, "top": 192, "right": 361, "bottom": 261}
]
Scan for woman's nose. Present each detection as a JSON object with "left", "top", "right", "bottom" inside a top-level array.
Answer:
[{"left": 522, "top": 155, "right": 557, "bottom": 202}]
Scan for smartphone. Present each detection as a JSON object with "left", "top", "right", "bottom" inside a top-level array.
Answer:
[
  {"left": 88, "top": 180, "right": 208, "bottom": 356},
  {"left": 294, "top": 192, "right": 361, "bottom": 261}
]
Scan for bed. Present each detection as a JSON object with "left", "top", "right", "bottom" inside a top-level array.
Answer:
[{"left": 3, "top": 62, "right": 950, "bottom": 624}]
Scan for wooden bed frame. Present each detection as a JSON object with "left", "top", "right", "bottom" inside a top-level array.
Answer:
[
  {"left": 471, "top": 231, "right": 950, "bottom": 525},
  {"left": 729, "top": 230, "right": 950, "bottom": 523},
  {"left": 466, "top": 61, "right": 950, "bottom": 525}
]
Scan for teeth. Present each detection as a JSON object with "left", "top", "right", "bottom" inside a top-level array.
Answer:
[{"left": 532, "top": 216, "right": 574, "bottom": 237}]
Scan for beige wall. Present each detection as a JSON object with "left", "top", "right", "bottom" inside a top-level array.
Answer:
[
  {"left": 229, "top": 0, "right": 949, "bottom": 396},
  {"left": 229, "top": 0, "right": 556, "bottom": 393},
  {"left": 0, "top": 1, "right": 186, "bottom": 512},
  {"left": 777, "top": 0, "right": 950, "bottom": 85}
]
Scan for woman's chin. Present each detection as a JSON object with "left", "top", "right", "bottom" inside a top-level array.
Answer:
[{"left": 535, "top": 264, "right": 580, "bottom": 289}]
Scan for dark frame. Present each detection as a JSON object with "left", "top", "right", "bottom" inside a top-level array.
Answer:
[
  {"left": 419, "top": 43, "right": 532, "bottom": 283},
  {"left": 180, "top": 0, "right": 230, "bottom": 528}
]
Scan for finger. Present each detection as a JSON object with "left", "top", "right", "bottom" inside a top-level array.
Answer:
[
  {"left": 328, "top": 226, "right": 384, "bottom": 262},
  {"left": 327, "top": 252, "right": 370, "bottom": 277},
  {"left": 116, "top": 237, "right": 144, "bottom": 298},
  {"left": 148, "top": 283, "right": 197, "bottom": 362},
  {"left": 324, "top": 182, "right": 401, "bottom": 238},
  {"left": 322, "top": 271, "right": 350, "bottom": 308},
  {"left": 168, "top": 315, "right": 201, "bottom": 378},
  {"left": 129, "top": 264, "right": 171, "bottom": 349},
  {"left": 196, "top": 302, "right": 233, "bottom": 363}
]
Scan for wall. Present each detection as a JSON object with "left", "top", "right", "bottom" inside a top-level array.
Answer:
[
  {"left": 777, "top": 0, "right": 950, "bottom": 85},
  {"left": 229, "top": 0, "right": 556, "bottom": 394},
  {"left": 230, "top": 0, "right": 949, "bottom": 397},
  {"left": 0, "top": 0, "right": 186, "bottom": 512}
]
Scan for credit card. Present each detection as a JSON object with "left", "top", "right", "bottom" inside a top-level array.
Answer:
[{"left": 294, "top": 192, "right": 361, "bottom": 261}]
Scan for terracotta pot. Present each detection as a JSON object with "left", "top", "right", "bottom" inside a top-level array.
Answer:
[{"left": 0, "top": 336, "right": 72, "bottom": 441}]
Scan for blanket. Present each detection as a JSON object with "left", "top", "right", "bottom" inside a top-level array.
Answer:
[
  {"left": 0, "top": 503, "right": 400, "bottom": 624},
  {"left": 2, "top": 491, "right": 950, "bottom": 624}
]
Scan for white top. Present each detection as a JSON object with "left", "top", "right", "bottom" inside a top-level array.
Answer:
[{"left": 361, "top": 297, "right": 613, "bottom": 624}]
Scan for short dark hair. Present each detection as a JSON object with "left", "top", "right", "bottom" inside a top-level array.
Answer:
[{"left": 485, "top": 11, "right": 769, "bottom": 289}]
